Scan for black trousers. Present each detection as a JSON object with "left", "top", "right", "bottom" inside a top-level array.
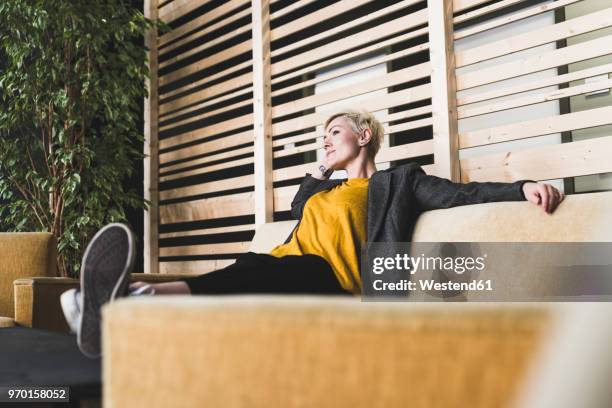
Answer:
[{"left": 182, "top": 252, "right": 352, "bottom": 295}]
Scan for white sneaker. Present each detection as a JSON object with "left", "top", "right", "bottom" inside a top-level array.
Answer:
[
  {"left": 60, "top": 288, "right": 81, "bottom": 334},
  {"left": 60, "top": 285, "right": 155, "bottom": 334}
]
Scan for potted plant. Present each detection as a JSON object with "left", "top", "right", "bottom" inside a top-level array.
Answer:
[{"left": 0, "top": 1, "right": 156, "bottom": 276}]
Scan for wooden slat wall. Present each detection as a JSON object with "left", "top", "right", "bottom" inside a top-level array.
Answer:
[
  {"left": 145, "top": 0, "right": 611, "bottom": 275},
  {"left": 148, "top": 0, "right": 436, "bottom": 275},
  {"left": 452, "top": 0, "right": 612, "bottom": 184},
  {"left": 154, "top": 0, "right": 256, "bottom": 274}
]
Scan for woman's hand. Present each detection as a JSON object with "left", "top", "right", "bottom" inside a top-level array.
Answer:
[
  {"left": 522, "top": 182, "right": 564, "bottom": 214},
  {"left": 312, "top": 157, "right": 334, "bottom": 180}
]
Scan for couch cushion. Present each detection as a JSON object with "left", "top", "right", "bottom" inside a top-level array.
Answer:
[
  {"left": 0, "top": 233, "right": 57, "bottom": 318},
  {"left": 412, "top": 191, "right": 612, "bottom": 242}
]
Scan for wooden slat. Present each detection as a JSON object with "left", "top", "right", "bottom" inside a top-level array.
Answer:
[
  {"left": 161, "top": 145, "right": 254, "bottom": 174},
  {"left": 161, "top": 84, "right": 252, "bottom": 123},
  {"left": 160, "top": 192, "right": 253, "bottom": 224},
  {"left": 160, "top": 59, "right": 250, "bottom": 103},
  {"left": 270, "top": 0, "right": 316, "bottom": 19},
  {"left": 271, "top": 0, "right": 375, "bottom": 43},
  {"left": 458, "top": 62, "right": 612, "bottom": 106},
  {"left": 428, "top": 0, "right": 459, "bottom": 181},
  {"left": 273, "top": 43, "right": 429, "bottom": 99},
  {"left": 160, "top": 129, "right": 252, "bottom": 164},
  {"left": 160, "top": 156, "right": 254, "bottom": 182},
  {"left": 454, "top": 0, "right": 583, "bottom": 41},
  {"left": 160, "top": 22, "right": 252, "bottom": 70},
  {"left": 453, "top": 0, "right": 491, "bottom": 13},
  {"left": 272, "top": 85, "right": 432, "bottom": 138},
  {"left": 159, "top": 174, "right": 254, "bottom": 200},
  {"left": 389, "top": 117, "right": 434, "bottom": 133},
  {"left": 453, "top": 0, "right": 523, "bottom": 25},
  {"left": 273, "top": 129, "right": 319, "bottom": 149},
  {"left": 160, "top": 241, "right": 250, "bottom": 256},
  {"left": 158, "top": 0, "right": 210, "bottom": 22},
  {"left": 271, "top": 10, "right": 428, "bottom": 77},
  {"left": 459, "top": 106, "right": 612, "bottom": 148},
  {"left": 159, "top": 112, "right": 253, "bottom": 150},
  {"left": 160, "top": 97, "right": 253, "bottom": 132},
  {"left": 461, "top": 136, "right": 612, "bottom": 183},
  {"left": 273, "top": 0, "right": 422, "bottom": 58},
  {"left": 160, "top": 259, "right": 236, "bottom": 274},
  {"left": 376, "top": 140, "right": 434, "bottom": 162},
  {"left": 160, "top": 224, "right": 255, "bottom": 238},
  {"left": 458, "top": 77, "right": 612, "bottom": 119},
  {"left": 272, "top": 163, "right": 316, "bottom": 183},
  {"left": 144, "top": 0, "right": 159, "bottom": 274},
  {"left": 159, "top": 40, "right": 252, "bottom": 87},
  {"left": 456, "top": 7, "right": 612, "bottom": 68},
  {"left": 160, "top": 71, "right": 252, "bottom": 117},
  {"left": 457, "top": 34, "right": 612, "bottom": 91},
  {"left": 160, "top": 2, "right": 250, "bottom": 52},
  {"left": 252, "top": 0, "right": 274, "bottom": 226}
]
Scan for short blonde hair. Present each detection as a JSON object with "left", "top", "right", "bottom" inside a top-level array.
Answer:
[{"left": 324, "top": 110, "right": 384, "bottom": 159}]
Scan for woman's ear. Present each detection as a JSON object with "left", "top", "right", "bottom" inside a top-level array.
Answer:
[{"left": 359, "top": 128, "right": 372, "bottom": 146}]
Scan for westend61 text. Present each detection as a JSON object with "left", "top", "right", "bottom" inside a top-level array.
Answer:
[{"left": 372, "top": 279, "right": 493, "bottom": 292}]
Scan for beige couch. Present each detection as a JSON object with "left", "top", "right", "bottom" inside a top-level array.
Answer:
[{"left": 103, "top": 191, "right": 612, "bottom": 408}]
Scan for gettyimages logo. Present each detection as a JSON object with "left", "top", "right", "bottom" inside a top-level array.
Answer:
[
  {"left": 362, "top": 242, "right": 612, "bottom": 302},
  {"left": 366, "top": 243, "right": 488, "bottom": 299}
]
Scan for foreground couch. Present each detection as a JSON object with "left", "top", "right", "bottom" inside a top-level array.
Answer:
[{"left": 103, "top": 191, "right": 612, "bottom": 408}]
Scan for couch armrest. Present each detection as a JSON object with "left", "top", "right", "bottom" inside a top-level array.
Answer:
[
  {"left": 103, "top": 297, "right": 551, "bottom": 408},
  {"left": 13, "top": 274, "right": 188, "bottom": 332},
  {"left": 14, "top": 277, "right": 79, "bottom": 332},
  {"left": 0, "top": 232, "right": 57, "bottom": 319}
]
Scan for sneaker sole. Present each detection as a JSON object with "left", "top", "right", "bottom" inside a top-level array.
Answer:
[{"left": 78, "top": 223, "right": 135, "bottom": 358}]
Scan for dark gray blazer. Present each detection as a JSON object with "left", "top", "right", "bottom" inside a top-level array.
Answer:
[{"left": 289, "top": 162, "right": 529, "bottom": 244}]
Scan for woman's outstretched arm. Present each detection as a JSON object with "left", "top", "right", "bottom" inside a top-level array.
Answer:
[{"left": 410, "top": 165, "right": 563, "bottom": 213}]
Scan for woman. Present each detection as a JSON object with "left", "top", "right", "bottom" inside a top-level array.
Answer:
[{"left": 63, "top": 110, "right": 564, "bottom": 357}]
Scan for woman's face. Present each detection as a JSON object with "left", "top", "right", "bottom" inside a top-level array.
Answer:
[{"left": 324, "top": 116, "right": 362, "bottom": 170}]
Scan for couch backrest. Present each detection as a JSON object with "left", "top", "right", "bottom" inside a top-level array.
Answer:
[
  {"left": 0, "top": 233, "right": 57, "bottom": 318},
  {"left": 250, "top": 191, "right": 612, "bottom": 252},
  {"left": 250, "top": 221, "right": 297, "bottom": 253},
  {"left": 412, "top": 191, "right": 612, "bottom": 242}
]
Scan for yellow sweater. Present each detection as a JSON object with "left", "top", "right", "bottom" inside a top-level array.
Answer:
[{"left": 269, "top": 178, "right": 369, "bottom": 294}]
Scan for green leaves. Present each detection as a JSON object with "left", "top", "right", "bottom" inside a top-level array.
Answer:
[{"left": 0, "top": 0, "right": 156, "bottom": 277}]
